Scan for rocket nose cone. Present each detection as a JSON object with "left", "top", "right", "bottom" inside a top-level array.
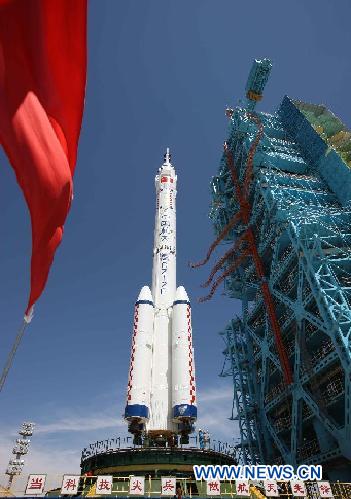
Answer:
[
  {"left": 137, "top": 286, "right": 153, "bottom": 302},
  {"left": 174, "top": 286, "right": 189, "bottom": 302}
]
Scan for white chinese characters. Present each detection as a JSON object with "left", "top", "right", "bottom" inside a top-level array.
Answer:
[
  {"left": 264, "top": 480, "right": 279, "bottom": 497},
  {"left": 161, "top": 477, "right": 176, "bottom": 496},
  {"left": 236, "top": 480, "right": 250, "bottom": 496},
  {"left": 61, "top": 475, "right": 80, "bottom": 495},
  {"left": 96, "top": 475, "right": 113, "bottom": 495},
  {"left": 25, "top": 474, "right": 46, "bottom": 495},
  {"left": 129, "top": 476, "right": 145, "bottom": 495},
  {"left": 206, "top": 479, "right": 221, "bottom": 496}
]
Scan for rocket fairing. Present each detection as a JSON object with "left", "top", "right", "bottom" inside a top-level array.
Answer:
[{"left": 124, "top": 149, "right": 197, "bottom": 439}]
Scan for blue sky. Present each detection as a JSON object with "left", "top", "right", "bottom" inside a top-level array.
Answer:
[{"left": 1, "top": 0, "right": 351, "bottom": 492}]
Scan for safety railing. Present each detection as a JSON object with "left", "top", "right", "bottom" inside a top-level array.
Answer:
[
  {"left": 81, "top": 437, "right": 236, "bottom": 462},
  {"left": 5, "top": 476, "right": 351, "bottom": 498}
]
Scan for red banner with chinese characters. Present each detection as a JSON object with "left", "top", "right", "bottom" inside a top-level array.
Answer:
[{"left": 0, "top": 0, "right": 87, "bottom": 314}]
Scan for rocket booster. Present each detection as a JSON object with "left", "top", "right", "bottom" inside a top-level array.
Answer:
[{"left": 125, "top": 149, "right": 197, "bottom": 438}]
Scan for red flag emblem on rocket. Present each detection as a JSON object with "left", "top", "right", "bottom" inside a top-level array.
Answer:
[{"left": 0, "top": 0, "right": 87, "bottom": 314}]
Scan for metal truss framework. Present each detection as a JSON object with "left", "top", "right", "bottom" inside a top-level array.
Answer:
[{"left": 212, "top": 84, "right": 351, "bottom": 480}]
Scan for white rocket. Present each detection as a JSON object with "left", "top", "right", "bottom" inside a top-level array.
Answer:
[{"left": 124, "top": 149, "right": 197, "bottom": 442}]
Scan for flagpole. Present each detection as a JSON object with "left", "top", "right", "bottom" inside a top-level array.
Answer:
[{"left": 0, "top": 307, "right": 34, "bottom": 393}]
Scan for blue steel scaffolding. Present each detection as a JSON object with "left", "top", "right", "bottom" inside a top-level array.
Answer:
[{"left": 206, "top": 60, "right": 351, "bottom": 481}]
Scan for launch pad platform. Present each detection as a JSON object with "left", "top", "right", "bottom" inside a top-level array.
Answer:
[{"left": 81, "top": 440, "right": 236, "bottom": 478}]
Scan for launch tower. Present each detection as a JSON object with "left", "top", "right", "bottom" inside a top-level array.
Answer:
[
  {"left": 205, "top": 59, "right": 351, "bottom": 480},
  {"left": 125, "top": 149, "right": 197, "bottom": 446}
]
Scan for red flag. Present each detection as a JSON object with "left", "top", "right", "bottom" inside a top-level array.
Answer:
[{"left": 0, "top": 0, "right": 87, "bottom": 314}]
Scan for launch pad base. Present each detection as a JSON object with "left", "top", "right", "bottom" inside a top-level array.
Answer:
[{"left": 81, "top": 446, "right": 236, "bottom": 478}]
